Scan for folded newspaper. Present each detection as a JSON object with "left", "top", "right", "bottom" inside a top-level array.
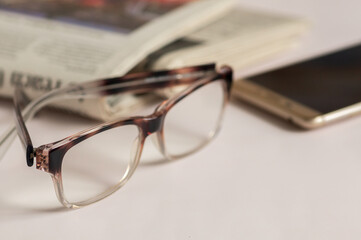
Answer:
[
  {"left": 142, "top": 9, "right": 308, "bottom": 72},
  {"left": 0, "top": 0, "right": 308, "bottom": 120}
]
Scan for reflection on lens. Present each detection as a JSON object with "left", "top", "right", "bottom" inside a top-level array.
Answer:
[
  {"left": 164, "top": 80, "right": 225, "bottom": 158},
  {"left": 62, "top": 125, "right": 139, "bottom": 204}
]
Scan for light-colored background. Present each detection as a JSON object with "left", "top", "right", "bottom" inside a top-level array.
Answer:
[{"left": 1, "top": 0, "right": 361, "bottom": 239}]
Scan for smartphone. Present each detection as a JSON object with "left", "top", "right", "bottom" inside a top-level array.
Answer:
[{"left": 233, "top": 44, "right": 361, "bottom": 129}]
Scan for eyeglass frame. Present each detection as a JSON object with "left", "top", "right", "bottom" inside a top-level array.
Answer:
[{"left": 12, "top": 63, "right": 233, "bottom": 208}]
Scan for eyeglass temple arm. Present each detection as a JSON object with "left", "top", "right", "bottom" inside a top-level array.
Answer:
[
  {"left": 0, "top": 89, "right": 34, "bottom": 166},
  {"left": 5, "top": 64, "right": 219, "bottom": 167},
  {"left": 14, "top": 88, "right": 35, "bottom": 166},
  {"left": 67, "top": 64, "right": 217, "bottom": 97}
]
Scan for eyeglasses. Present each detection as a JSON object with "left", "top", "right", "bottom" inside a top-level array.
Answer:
[{"left": 6, "top": 64, "right": 232, "bottom": 208}]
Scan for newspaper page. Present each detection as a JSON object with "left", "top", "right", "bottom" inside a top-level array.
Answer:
[
  {"left": 144, "top": 8, "right": 308, "bottom": 73},
  {"left": 0, "top": 0, "right": 235, "bottom": 119}
]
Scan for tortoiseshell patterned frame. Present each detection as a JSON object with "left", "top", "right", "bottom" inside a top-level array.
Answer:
[{"left": 13, "top": 63, "right": 233, "bottom": 208}]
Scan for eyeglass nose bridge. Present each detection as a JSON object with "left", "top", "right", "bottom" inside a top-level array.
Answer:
[
  {"left": 140, "top": 115, "right": 164, "bottom": 137},
  {"left": 139, "top": 114, "right": 168, "bottom": 160}
]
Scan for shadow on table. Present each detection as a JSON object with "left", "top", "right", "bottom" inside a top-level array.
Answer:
[{"left": 0, "top": 145, "right": 171, "bottom": 221}]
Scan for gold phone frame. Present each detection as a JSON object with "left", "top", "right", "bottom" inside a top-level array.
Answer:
[{"left": 233, "top": 79, "right": 361, "bottom": 129}]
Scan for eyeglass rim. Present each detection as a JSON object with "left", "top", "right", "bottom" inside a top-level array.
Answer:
[
  {"left": 14, "top": 63, "right": 224, "bottom": 167},
  {"left": 13, "top": 64, "right": 233, "bottom": 208}
]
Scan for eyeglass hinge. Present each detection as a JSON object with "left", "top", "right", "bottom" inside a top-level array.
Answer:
[{"left": 35, "top": 145, "right": 52, "bottom": 173}]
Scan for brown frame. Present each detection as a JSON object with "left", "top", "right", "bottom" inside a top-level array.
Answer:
[{"left": 13, "top": 63, "right": 233, "bottom": 208}]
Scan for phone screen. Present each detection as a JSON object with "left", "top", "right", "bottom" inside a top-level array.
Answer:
[{"left": 248, "top": 44, "right": 361, "bottom": 114}]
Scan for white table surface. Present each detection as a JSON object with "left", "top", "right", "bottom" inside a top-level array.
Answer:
[{"left": 1, "top": 0, "right": 361, "bottom": 239}]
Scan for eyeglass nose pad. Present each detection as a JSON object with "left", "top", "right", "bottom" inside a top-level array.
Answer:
[{"left": 150, "top": 132, "right": 166, "bottom": 157}]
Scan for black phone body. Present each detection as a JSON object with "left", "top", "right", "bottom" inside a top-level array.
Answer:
[{"left": 234, "top": 44, "right": 361, "bottom": 129}]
